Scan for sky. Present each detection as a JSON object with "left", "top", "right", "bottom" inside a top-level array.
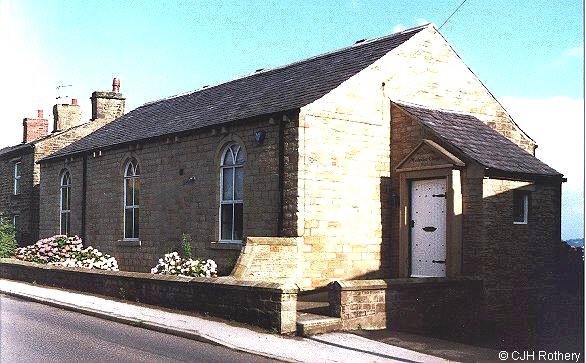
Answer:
[{"left": 0, "top": 0, "right": 583, "bottom": 239}]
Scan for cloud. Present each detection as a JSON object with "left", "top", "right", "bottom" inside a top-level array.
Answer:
[
  {"left": 0, "top": 0, "right": 56, "bottom": 148},
  {"left": 500, "top": 96, "right": 584, "bottom": 239},
  {"left": 544, "top": 45, "right": 584, "bottom": 69},
  {"left": 563, "top": 46, "right": 584, "bottom": 58},
  {"left": 415, "top": 18, "right": 429, "bottom": 26},
  {"left": 392, "top": 24, "right": 406, "bottom": 33}
]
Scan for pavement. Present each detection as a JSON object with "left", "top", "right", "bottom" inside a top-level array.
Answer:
[{"left": 0, "top": 278, "right": 498, "bottom": 362}]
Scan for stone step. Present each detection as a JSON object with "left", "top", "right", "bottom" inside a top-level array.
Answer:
[
  {"left": 296, "top": 311, "right": 341, "bottom": 336},
  {"left": 296, "top": 300, "right": 331, "bottom": 315}
]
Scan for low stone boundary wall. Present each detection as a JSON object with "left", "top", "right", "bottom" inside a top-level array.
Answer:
[
  {"left": 329, "top": 277, "right": 483, "bottom": 341},
  {"left": 0, "top": 258, "right": 298, "bottom": 333}
]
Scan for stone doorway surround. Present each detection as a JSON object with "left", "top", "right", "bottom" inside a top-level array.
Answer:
[{"left": 395, "top": 139, "right": 465, "bottom": 278}]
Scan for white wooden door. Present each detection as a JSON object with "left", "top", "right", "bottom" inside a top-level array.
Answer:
[{"left": 410, "top": 178, "right": 447, "bottom": 277}]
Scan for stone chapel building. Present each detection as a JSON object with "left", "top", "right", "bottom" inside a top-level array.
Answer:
[
  {"left": 37, "top": 22, "right": 563, "bottom": 317},
  {"left": 0, "top": 80, "right": 125, "bottom": 245}
]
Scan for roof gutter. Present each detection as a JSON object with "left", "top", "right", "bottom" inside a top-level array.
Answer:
[{"left": 484, "top": 168, "right": 566, "bottom": 183}]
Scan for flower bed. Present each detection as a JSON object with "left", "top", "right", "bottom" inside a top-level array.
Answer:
[
  {"left": 15, "top": 235, "right": 118, "bottom": 271},
  {"left": 150, "top": 252, "right": 217, "bottom": 277}
]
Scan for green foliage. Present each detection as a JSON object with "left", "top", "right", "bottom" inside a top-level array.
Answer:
[
  {"left": 0, "top": 215, "right": 18, "bottom": 258},
  {"left": 181, "top": 233, "right": 193, "bottom": 259}
]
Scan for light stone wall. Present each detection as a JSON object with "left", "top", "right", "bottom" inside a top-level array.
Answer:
[
  {"left": 382, "top": 26, "right": 536, "bottom": 153},
  {"left": 292, "top": 25, "right": 541, "bottom": 289},
  {"left": 231, "top": 236, "right": 303, "bottom": 285},
  {"left": 296, "top": 51, "right": 392, "bottom": 288}
]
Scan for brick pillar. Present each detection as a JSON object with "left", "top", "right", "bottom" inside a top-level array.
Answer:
[{"left": 22, "top": 110, "right": 49, "bottom": 143}]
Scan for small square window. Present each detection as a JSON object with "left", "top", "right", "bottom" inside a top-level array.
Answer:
[{"left": 513, "top": 191, "right": 529, "bottom": 224}]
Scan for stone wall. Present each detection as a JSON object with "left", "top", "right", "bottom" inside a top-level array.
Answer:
[
  {"left": 231, "top": 237, "right": 303, "bottom": 284},
  {"left": 329, "top": 278, "right": 483, "bottom": 342},
  {"left": 0, "top": 258, "right": 298, "bottom": 333},
  {"left": 39, "top": 116, "right": 283, "bottom": 273},
  {"left": 0, "top": 151, "right": 36, "bottom": 245},
  {"left": 287, "top": 25, "right": 540, "bottom": 289},
  {"left": 383, "top": 25, "right": 536, "bottom": 153},
  {"left": 481, "top": 179, "right": 562, "bottom": 322}
]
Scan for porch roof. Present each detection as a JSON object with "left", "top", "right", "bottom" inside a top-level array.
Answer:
[{"left": 394, "top": 102, "right": 561, "bottom": 177}]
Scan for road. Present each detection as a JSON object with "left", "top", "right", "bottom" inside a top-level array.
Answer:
[{"left": 0, "top": 294, "right": 278, "bottom": 362}]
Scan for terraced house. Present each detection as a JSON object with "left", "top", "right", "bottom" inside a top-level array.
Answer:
[
  {"left": 35, "top": 24, "right": 564, "bottom": 343},
  {"left": 0, "top": 80, "right": 125, "bottom": 245}
]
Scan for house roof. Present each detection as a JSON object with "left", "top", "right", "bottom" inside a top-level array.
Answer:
[
  {"left": 0, "top": 143, "right": 33, "bottom": 158},
  {"left": 0, "top": 133, "right": 55, "bottom": 159},
  {"left": 394, "top": 102, "right": 561, "bottom": 177},
  {"left": 42, "top": 25, "right": 428, "bottom": 161}
]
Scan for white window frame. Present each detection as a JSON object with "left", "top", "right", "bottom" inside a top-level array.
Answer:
[
  {"left": 59, "top": 171, "right": 71, "bottom": 235},
  {"left": 123, "top": 160, "right": 140, "bottom": 240},
  {"left": 219, "top": 144, "right": 245, "bottom": 244},
  {"left": 513, "top": 192, "right": 529, "bottom": 225},
  {"left": 13, "top": 161, "right": 21, "bottom": 195},
  {"left": 13, "top": 214, "right": 20, "bottom": 232}
]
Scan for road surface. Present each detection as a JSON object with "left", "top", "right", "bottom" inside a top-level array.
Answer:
[{"left": 0, "top": 294, "right": 278, "bottom": 362}]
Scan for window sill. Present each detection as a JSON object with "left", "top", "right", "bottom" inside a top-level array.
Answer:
[
  {"left": 513, "top": 221, "right": 528, "bottom": 225},
  {"left": 117, "top": 239, "right": 141, "bottom": 247},
  {"left": 209, "top": 241, "right": 242, "bottom": 250}
]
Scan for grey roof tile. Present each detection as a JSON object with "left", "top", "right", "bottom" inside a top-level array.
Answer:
[
  {"left": 43, "top": 25, "right": 427, "bottom": 161},
  {"left": 395, "top": 102, "right": 561, "bottom": 177}
]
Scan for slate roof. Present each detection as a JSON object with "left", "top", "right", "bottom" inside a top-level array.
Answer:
[
  {"left": 0, "top": 133, "right": 54, "bottom": 159},
  {"left": 395, "top": 102, "right": 561, "bottom": 177},
  {"left": 0, "top": 143, "right": 32, "bottom": 158},
  {"left": 43, "top": 25, "right": 428, "bottom": 161}
]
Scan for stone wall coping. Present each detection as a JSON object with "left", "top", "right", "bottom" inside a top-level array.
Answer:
[
  {"left": 0, "top": 258, "right": 299, "bottom": 293},
  {"left": 331, "top": 276, "right": 482, "bottom": 291},
  {"left": 245, "top": 236, "right": 302, "bottom": 246},
  {"left": 91, "top": 91, "right": 125, "bottom": 100}
]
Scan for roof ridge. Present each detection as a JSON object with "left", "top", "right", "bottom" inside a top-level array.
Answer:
[{"left": 140, "top": 24, "right": 433, "bottom": 108}]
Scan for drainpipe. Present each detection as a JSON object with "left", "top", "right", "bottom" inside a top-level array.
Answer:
[
  {"left": 277, "top": 115, "right": 285, "bottom": 236},
  {"left": 81, "top": 153, "right": 88, "bottom": 244}
]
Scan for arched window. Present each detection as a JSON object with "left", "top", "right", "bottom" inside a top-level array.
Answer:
[
  {"left": 60, "top": 171, "right": 71, "bottom": 235},
  {"left": 124, "top": 159, "right": 140, "bottom": 240},
  {"left": 220, "top": 144, "right": 245, "bottom": 242}
]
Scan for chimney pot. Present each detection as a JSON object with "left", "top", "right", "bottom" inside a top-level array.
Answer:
[
  {"left": 112, "top": 77, "right": 121, "bottom": 93},
  {"left": 71, "top": 98, "right": 78, "bottom": 105},
  {"left": 37, "top": 109, "right": 43, "bottom": 118}
]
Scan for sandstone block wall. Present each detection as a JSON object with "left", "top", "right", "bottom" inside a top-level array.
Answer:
[
  {"left": 0, "top": 258, "right": 298, "bottom": 333},
  {"left": 231, "top": 237, "right": 303, "bottom": 284},
  {"left": 329, "top": 278, "right": 483, "bottom": 342},
  {"left": 383, "top": 26, "right": 536, "bottom": 153},
  {"left": 40, "top": 117, "right": 282, "bottom": 274},
  {"left": 481, "top": 179, "right": 562, "bottom": 318}
]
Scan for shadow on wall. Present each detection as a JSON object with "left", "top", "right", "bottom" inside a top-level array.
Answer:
[{"left": 371, "top": 177, "right": 582, "bottom": 350}]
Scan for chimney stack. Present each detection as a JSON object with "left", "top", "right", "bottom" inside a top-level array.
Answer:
[
  {"left": 23, "top": 109, "right": 49, "bottom": 143},
  {"left": 112, "top": 78, "right": 120, "bottom": 93},
  {"left": 53, "top": 98, "right": 82, "bottom": 132},
  {"left": 90, "top": 77, "right": 125, "bottom": 121}
]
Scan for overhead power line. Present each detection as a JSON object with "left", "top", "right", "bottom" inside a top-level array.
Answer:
[{"left": 439, "top": 0, "right": 469, "bottom": 30}]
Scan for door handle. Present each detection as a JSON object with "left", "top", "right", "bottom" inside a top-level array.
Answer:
[
  {"left": 432, "top": 260, "right": 445, "bottom": 264},
  {"left": 432, "top": 194, "right": 446, "bottom": 198}
]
